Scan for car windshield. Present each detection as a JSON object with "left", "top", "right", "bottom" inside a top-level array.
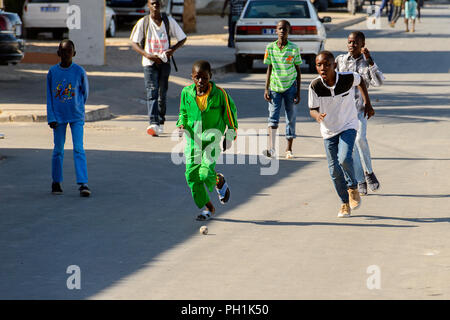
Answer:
[{"left": 243, "top": 1, "right": 310, "bottom": 19}]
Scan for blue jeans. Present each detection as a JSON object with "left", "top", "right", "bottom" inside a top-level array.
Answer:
[
  {"left": 323, "top": 129, "right": 358, "bottom": 203},
  {"left": 52, "top": 121, "right": 88, "bottom": 184},
  {"left": 268, "top": 83, "right": 297, "bottom": 140},
  {"left": 353, "top": 111, "right": 374, "bottom": 183},
  {"left": 143, "top": 62, "right": 171, "bottom": 125}
]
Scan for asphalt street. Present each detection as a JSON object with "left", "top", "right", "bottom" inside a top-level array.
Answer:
[{"left": 0, "top": 5, "right": 449, "bottom": 299}]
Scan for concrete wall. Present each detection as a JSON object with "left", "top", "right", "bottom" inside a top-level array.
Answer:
[
  {"left": 196, "top": 0, "right": 225, "bottom": 14},
  {"left": 69, "top": 0, "right": 105, "bottom": 66}
]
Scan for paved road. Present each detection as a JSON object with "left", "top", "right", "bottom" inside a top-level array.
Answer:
[{"left": 0, "top": 5, "right": 449, "bottom": 299}]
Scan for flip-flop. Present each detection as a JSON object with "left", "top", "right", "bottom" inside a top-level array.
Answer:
[
  {"left": 216, "top": 173, "right": 230, "bottom": 204},
  {"left": 196, "top": 210, "right": 213, "bottom": 221}
]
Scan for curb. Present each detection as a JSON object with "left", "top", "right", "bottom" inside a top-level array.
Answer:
[
  {"left": 212, "top": 62, "right": 236, "bottom": 75},
  {"left": 0, "top": 105, "right": 112, "bottom": 123},
  {"left": 325, "top": 16, "right": 367, "bottom": 32}
]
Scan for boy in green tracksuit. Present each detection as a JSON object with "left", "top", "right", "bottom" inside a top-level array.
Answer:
[{"left": 177, "top": 60, "right": 238, "bottom": 221}]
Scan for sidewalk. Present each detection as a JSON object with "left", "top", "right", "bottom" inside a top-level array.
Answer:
[{"left": 0, "top": 11, "right": 366, "bottom": 123}]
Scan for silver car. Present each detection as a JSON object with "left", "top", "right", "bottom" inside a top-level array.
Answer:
[{"left": 234, "top": 0, "right": 331, "bottom": 72}]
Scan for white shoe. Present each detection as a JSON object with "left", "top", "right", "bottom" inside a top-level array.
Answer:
[
  {"left": 147, "top": 124, "right": 159, "bottom": 136},
  {"left": 157, "top": 124, "right": 164, "bottom": 134},
  {"left": 285, "top": 150, "right": 294, "bottom": 159}
]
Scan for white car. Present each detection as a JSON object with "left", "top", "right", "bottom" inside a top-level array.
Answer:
[
  {"left": 234, "top": 0, "right": 331, "bottom": 73},
  {"left": 22, "top": 0, "right": 117, "bottom": 39}
]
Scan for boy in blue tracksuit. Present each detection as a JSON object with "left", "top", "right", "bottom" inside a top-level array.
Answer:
[{"left": 47, "top": 39, "right": 91, "bottom": 197}]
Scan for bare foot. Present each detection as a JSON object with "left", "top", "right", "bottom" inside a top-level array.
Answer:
[{"left": 412, "top": 28, "right": 415, "bottom": 32}]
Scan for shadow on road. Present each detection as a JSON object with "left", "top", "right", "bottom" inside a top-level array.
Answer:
[
  {"left": 352, "top": 215, "right": 450, "bottom": 223},
  {"left": 0, "top": 147, "right": 313, "bottom": 299},
  {"left": 212, "top": 217, "right": 417, "bottom": 228}
]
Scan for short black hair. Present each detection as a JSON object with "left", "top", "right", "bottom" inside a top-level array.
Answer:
[
  {"left": 59, "top": 39, "right": 75, "bottom": 51},
  {"left": 278, "top": 19, "right": 291, "bottom": 30},
  {"left": 349, "top": 31, "right": 365, "bottom": 43},
  {"left": 317, "top": 50, "right": 335, "bottom": 62},
  {"left": 192, "top": 60, "right": 212, "bottom": 74}
]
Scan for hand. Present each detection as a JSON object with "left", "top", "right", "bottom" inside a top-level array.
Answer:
[
  {"left": 146, "top": 53, "right": 162, "bottom": 64},
  {"left": 361, "top": 47, "right": 371, "bottom": 60},
  {"left": 364, "top": 104, "right": 375, "bottom": 119},
  {"left": 165, "top": 48, "right": 175, "bottom": 58},
  {"left": 294, "top": 93, "right": 301, "bottom": 104},
  {"left": 264, "top": 89, "right": 271, "bottom": 102},
  {"left": 49, "top": 122, "right": 58, "bottom": 129},
  {"left": 153, "top": 57, "right": 163, "bottom": 64},
  {"left": 223, "top": 138, "right": 233, "bottom": 152},
  {"left": 316, "top": 113, "right": 326, "bottom": 123}
]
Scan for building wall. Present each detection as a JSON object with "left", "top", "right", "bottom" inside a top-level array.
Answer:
[{"left": 69, "top": 0, "right": 105, "bottom": 66}]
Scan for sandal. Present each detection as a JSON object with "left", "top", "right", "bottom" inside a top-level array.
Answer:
[
  {"left": 196, "top": 210, "right": 213, "bottom": 221},
  {"left": 216, "top": 173, "right": 230, "bottom": 204}
]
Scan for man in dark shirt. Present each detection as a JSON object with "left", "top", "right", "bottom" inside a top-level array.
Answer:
[{"left": 221, "top": 0, "right": 248, "bottom": 48}]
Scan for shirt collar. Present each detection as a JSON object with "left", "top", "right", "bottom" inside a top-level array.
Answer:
[
  {"left": 319, "top": 72, "right": 340, "bottom": 90},
  {"left": 346, "top": 52, "right": 364, "bottom": 62}
]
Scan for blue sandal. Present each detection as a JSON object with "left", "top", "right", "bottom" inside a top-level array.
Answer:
[{"left": 216, "top": 173, "right": 230, "bottom": 204}]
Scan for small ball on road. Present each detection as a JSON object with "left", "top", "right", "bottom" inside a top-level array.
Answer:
[{"left": 199, "top": 226, "right": 208, "bottom": 235}]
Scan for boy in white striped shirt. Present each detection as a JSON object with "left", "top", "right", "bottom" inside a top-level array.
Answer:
[{"left": 262, "top": 20, "right": 302, "bottom": 159}]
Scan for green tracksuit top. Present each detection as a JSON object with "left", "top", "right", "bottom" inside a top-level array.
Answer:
[{"left": 176, "top": 81, "right": 238, "bottom": 208}]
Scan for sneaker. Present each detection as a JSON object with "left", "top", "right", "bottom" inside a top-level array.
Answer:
[
  {"left": 365, "top": 172, "right": 380, "bottom": 192},
  {"left": 358, "top": 182, "right": 368, "bottom": 196},
  {"left": 79, "top": 185, "right": 91, "bottom": 197},
  {"left": 51, "top": 182, "right": 63, "bottom": 195},
  {"left": 146, "top": 124, "right": 159, "bottom": 136},
  {"left": 348, "top": 188, "right": 361, "bottom": 210},
  {"left": 263, "top": 148, "right": 275, "bottom": 158},
  {"left": 215, "top": 173, "right": 230, "bottom": 204},
  {"left": 285, "top": 150, "right": 294, "bottom": 159},
  {"left": 157, "top": 124, "right": 164, "bottom": 134},
  {"left": 338, "top": 203, "right": 351, "bottom": 218}
]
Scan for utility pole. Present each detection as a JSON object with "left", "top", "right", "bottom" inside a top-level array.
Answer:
[{"left": 183, "top": 0, "right": 196, "bottom": 33}]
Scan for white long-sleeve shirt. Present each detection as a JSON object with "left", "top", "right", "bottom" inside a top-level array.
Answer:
[{"left": 336, "top": 52, "right": 385, "bottom": 112}]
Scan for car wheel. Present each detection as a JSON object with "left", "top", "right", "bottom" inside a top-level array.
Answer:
[
  {"left": 236, "top": 55, "right": 248, "bottom": 73},
  {"left": 107, "top": 17, "right": 116, "bottom": 37},
  {"left": 53, "top": 31, "right": 64, "bottom": 40},
  {"left": 25, "top": 28, "right": 37, "bottom": 40},
  {"left": 246, "top": 57, "right": 253, "bottom": 70},
  {"left": 308, "top": 55, "right": 317, "bottom": 74}
]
